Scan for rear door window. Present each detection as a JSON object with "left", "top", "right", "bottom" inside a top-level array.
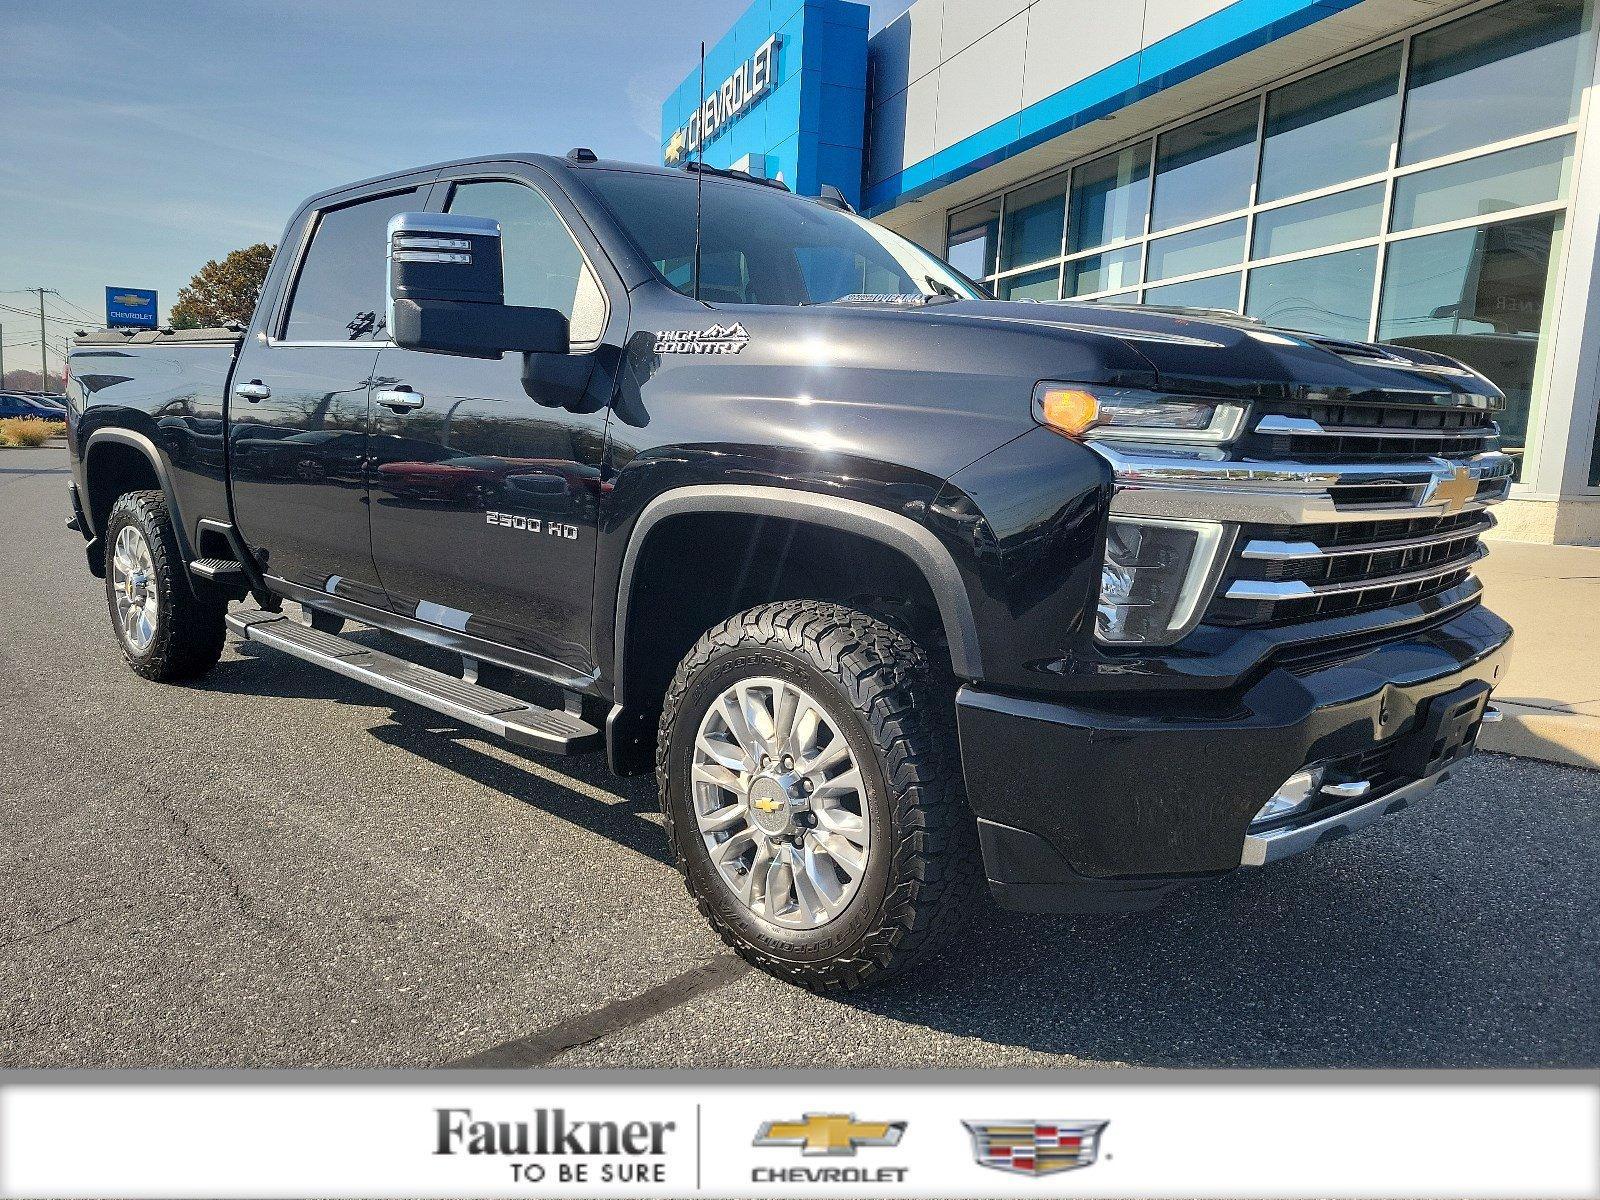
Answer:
[{"left": 282, "top": 189, "right": 421, "bottom": 342}]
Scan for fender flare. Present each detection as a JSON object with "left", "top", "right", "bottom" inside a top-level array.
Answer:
[
  {"left": 612, "top": 484, "right": 983, "bottom": 706},
  {"left": 82, "top": 427, "right": 196, "bottom": 564}
]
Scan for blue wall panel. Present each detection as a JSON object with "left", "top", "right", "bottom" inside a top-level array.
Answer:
[{"left": 661, "top": 0, "right": 870, "bottom": 207}]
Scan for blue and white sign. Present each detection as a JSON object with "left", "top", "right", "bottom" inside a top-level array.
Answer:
[
  {"left": 661, "top": 0, "right": 869, "bottom": 208},
  {"left": 106, "top": 287, "right": 158, "bottom": 329}
]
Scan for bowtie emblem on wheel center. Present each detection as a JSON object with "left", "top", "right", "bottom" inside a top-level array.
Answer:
[{"left": 748, "top": 777, "right": 796, "bottom": 835}]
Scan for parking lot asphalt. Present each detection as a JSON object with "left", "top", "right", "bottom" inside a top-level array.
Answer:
[{"left": 3, "top": 447, "right": 1597, "bottom": 1069}]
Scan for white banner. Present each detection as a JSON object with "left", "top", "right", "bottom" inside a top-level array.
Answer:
[{"left": 1, "top": 1077, "right": 1595, "bottom": 1199}]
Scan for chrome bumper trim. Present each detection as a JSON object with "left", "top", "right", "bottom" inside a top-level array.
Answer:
[
  {"left": 1096, "top": 444, "right": 1514, "bottom": 525},
  {"left": 1240, "top": 769, "right": 1449, "bottom": 867}
]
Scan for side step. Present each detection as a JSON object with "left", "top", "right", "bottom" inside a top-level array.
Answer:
[
  {"left": 226, "top": 611, "right": 603, "bottom": 755},
  {"left": 190, "top": 558, "right": 247, "bottom": 583}
]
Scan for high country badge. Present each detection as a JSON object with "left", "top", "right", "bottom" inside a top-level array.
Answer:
[
  {"left": 963, "top": 1119, "right": 1109, "bottom": 1176},
  {"left": 656, "top": 323, "right": 751, "bottom": 355}
]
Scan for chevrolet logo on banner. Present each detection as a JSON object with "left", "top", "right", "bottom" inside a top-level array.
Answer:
[
  {"left": 753, "top": 1113, "right": 905, "bottom": 1156},
  {"left": 963, "top": 1119, "right": 1109, "bottom": 1175}
]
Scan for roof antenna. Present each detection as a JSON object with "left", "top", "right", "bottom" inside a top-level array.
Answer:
[{"left": 693, "top": 39, "right": 707, "bottom": 304}]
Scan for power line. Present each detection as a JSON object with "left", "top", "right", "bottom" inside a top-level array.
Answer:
[
  {"left": 49, "top": 295, "right": 99, "bottom": 321},
  {"left": 0, "top": 301, "right": 76, "bottom": 325}
]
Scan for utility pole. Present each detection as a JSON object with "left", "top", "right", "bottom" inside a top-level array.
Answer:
[
  {"left": 1, "top": 322, "right": 6, "bottom": 388},
  {"left": 33, "top": 288, "right": 53, "bottom": 393}
]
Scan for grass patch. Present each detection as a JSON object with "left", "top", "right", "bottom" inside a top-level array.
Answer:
[{"left": 0, "top": 418, "right": 60, "bottom": 447}]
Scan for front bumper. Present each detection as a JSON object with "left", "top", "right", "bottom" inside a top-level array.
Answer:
[{"left": 957, "top": 602, "right": 1512, "bottom": 913}]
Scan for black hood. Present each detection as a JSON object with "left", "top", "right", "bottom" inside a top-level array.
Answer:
[{"left": 902, "top": 299, "right": 1505, "bottom": 411}]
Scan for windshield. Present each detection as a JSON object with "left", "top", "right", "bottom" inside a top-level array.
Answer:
[{"left": 581, "top": 168, "right": 982, "bottom": 306}]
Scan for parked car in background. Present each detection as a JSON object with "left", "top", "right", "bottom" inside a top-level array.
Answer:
[{"left": 0, "top": 394, "right": 65, "bottom": 420}]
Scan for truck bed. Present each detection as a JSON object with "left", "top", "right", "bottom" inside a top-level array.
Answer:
[{"left": 70, "top": 327, "right": 242, "bottom": 411}]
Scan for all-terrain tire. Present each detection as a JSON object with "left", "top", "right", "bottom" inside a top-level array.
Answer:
[
  {"left": 103, "top": 490, "right": 227, "bottom": 682},
  {"left": 658, "top": 600, "right": 981, "bottom": 991}
]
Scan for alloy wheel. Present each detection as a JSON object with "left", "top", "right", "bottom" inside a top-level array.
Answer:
[
  {"left": 691, "top": 676, "right": 870, "bottom": 930},
  {"left": 110, "top": 525, "right": 159, "bottom": 652}
]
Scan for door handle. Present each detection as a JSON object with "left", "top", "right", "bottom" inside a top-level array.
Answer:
[
  {"left": 234, "top": 381, "right": 271, "bottom": 402},
  {"left": 375, "top": 388, "right": 424, "bottom": 412}
]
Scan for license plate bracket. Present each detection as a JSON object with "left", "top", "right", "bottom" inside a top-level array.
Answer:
[{"left": 1392, "top": 680, "right": 1492, "bottom": 780}]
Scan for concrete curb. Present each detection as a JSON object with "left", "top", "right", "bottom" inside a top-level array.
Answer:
[{"left": 1480, "top": 701, "right": 1600, "bottom": 772}]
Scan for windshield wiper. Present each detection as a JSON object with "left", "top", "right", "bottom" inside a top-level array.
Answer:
[{"left": 923, "top": 275, "right": 963, "bottom": 304}]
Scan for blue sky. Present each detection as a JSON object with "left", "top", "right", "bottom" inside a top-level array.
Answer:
[{"left": 0, "top": 0, "right": 913, "bottom": 357}]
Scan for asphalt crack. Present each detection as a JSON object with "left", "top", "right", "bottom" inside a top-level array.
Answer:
[
  {"left": 145, "top": 784, "right": 293, "bottom": 938},
  {"left": 445, "top": 954, "right": 754, "bottom": 1068}
]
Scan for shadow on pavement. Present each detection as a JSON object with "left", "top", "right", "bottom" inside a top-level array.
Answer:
[{"left": 200, "top": 633, "right": 1599, "bottom": 1068}]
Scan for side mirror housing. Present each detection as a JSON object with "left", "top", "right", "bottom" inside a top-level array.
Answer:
[{"left": 386, "top": 213, "right": 569, "bottom": 358}]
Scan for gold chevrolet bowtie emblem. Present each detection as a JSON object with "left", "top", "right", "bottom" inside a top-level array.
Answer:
[
  {"left": 751, "top": 796, "right": 784, "bottom": 813},
  {"left": 754, "top": 1113, "right": 906, "bottom": 1156},
  {"left": 1427, "top": 465, "right": 1478, "bottom": 514},
  {"left": 664, "top": 127, "right": 687, "bottom": 165}
]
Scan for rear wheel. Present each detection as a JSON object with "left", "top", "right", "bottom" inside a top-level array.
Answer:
[
  {"left": 103, "top": 490, "right": 226, "bottom": 681},
  {"left": 658, "top": 600, "right": 980, "bottom": 991}
]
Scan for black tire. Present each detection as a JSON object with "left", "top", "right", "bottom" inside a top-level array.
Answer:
[
  {"left": 103, "top": 490, "right": 227, "bottom": 682},
  {"left": 658, "top": 600, "right": 981, "bottom": 991}
]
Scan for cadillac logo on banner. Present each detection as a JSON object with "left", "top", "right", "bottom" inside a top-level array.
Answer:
[{"left": 962, "top": 1119, "right": 1110, "bottom": 1176}]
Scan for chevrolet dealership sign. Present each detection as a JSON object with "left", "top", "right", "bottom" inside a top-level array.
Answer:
[
  {"left": 659, "top": 0, "right": 868, "bottom": 206},
  {"left": 664, "top": 34, "right": 780, "bottom": 165}
]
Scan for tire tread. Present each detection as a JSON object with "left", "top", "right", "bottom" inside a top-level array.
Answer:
[{"left": 657, "top": 600, "right": 980, "bottom": 992}]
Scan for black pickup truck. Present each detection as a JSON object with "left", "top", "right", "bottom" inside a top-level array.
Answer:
[{"left": 67, "top": 151, "right": 1513, "bottom": 990}]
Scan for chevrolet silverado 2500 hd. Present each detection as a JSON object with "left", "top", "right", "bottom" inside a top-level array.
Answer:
[{"left": 67, "top": 152, "right": 1514, "bottom": 990}]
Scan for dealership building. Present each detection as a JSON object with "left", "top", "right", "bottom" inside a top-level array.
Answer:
[{"left": 662, "top": 0, "right": 1600, "bottom": 543}]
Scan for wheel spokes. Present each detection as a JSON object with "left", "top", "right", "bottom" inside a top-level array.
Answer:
[
  {"left": 691, "top": 673, "right": 870, "bottom": 932},
  {"left": 717, "top": 691, "right": 763, "bottom": 767}
]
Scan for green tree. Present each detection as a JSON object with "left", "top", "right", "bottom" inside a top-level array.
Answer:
[{"left": 170, "top": 243, "right": 275, "bottom": 329}]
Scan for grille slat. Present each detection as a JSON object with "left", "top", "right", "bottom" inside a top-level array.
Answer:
[
  {"left": 1205, "top": 466, "right": 1496, "bottom": 629},
  {"left": 1241, "top": 402, "right": 1499, "bottom": 464}
]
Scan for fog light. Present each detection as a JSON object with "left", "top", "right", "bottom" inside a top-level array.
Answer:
[{"left": 1252, "top": 765, "right": 1325, "bottom": 827}]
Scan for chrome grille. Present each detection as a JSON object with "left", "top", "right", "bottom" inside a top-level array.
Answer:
[
  {"left": 1208, "top": 511, "right": 1491, "bottom": 626},
  {"left": 1092, "top": 397, "right": 1514, "bottom": 634}
]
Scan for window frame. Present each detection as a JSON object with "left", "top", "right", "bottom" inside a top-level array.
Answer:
[{"left": 271, "top": 184, "right": 431, "bottom": 348}]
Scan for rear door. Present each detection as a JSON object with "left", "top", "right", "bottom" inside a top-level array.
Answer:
[
  {"left": 229, "top": 183, "right": 432, "bottom": 606},
  {"left": 365, "top": 166, "right": 621, "bottom": 677}
]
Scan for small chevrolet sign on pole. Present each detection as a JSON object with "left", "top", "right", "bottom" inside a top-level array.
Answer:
[{"left": 105, "top": 286, "right": 158, "bottom": 329}]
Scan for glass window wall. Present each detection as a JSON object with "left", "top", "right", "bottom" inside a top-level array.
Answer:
[{"left": 944, "top": 0, "right": 1591, "bottom": 487}]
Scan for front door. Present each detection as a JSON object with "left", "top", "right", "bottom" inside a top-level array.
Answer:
[
  {"left": 230, "top": 185, "right": 429, "bottom": 606},
  {"left": 366, "top": 171, "right": 620, "bottom": 678}
]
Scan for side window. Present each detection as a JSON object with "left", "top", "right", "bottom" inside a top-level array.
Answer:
[
  {"left": 446, "top": 179, "right": 606, "bottom": 345},
  {"left": 282, "top": 189, "right": 420, "bottom": 342}
]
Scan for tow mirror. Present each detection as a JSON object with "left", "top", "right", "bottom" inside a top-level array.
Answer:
[{"left": 386, "top": 213, "right": 569, "bottom": 359}]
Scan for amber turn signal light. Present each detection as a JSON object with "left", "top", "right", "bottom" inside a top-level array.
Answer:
[{"left": 1036, "top": 386, "right": 1101, "bottom": 437}]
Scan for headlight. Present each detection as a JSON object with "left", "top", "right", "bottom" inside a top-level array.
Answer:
[
  {"left": 1097, "top": 517, "right": 1228, "bottom": 644},
  {"left": 1034, "top": 383, "right": 1245, "bottom": 443}
]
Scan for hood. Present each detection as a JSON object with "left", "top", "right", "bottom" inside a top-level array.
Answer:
[{"left": 868, "top": 298, "right": 1505, "bottom": 411}]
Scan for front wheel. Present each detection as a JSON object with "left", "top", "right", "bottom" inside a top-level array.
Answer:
[
  {"left": 103, "top": 490, "right": 227, "bottom": 681},
  {"left": 658, "top": 601, "right": 980, "bottom": 991}
]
